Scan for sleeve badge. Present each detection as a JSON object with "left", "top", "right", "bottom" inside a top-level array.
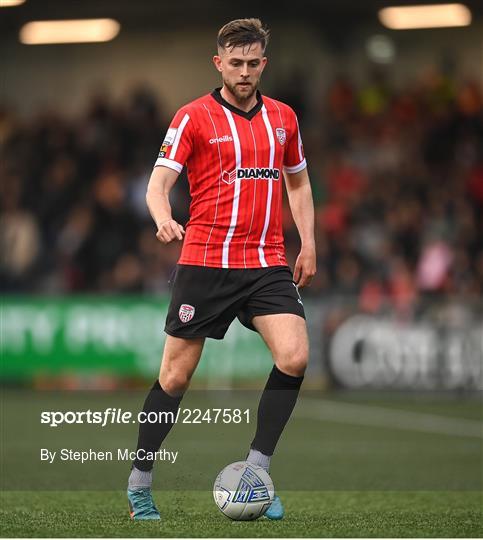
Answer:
[{"left": 158, "top": 127, "right": 177, "bottom": 158}]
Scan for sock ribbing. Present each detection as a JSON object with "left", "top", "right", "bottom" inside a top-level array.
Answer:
[
  {"left": 128, "top": 466, "right": 153, "bottom": 490},
  {"left": 246, "top": 448, "right": 271, "bottom": 471}
]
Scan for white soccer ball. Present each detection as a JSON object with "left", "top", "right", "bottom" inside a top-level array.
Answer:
[{"left": 213, "top": 461, "right": 274, "bottom": 521}]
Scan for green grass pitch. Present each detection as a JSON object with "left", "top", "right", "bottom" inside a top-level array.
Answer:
[{"left": 1, "top": 490, "right": 482, "bottom": 537}]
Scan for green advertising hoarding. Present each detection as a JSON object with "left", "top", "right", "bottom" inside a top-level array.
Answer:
[{"left": 1, "top": 297, "right": 272, "bottom": 381}]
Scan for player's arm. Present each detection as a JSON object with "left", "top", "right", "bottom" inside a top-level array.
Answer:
[
  {"left": 146, "top": 166, "right": 185, "bottom": 244},
  {"left": 284, "top": 167, "right": 316, "bottom": 288}
]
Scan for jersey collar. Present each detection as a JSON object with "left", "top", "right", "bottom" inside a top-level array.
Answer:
[{"left": 211, "top": 87, "right": 263, "bottom": 120}]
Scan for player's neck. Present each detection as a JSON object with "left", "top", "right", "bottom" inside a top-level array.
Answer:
[{"left": 220, "top": 86, "right": 258, "bottom": 113}]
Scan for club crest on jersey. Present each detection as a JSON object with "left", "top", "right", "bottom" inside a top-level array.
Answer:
[
  {"left": 221, "top": 168, "right": 280, "bottom": 184},
  {"left": 159, "top": 128, "right": 177, "bottom": 158},
  {"left": 276, "top": 128, "right": 286, "bottom": 146},
  {"left": 179, "top": 304, "right": 195, "bottom": 323}
]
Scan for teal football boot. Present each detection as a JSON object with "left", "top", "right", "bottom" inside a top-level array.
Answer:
[
  {"left": 127, "top": 488, "right": 160, "bottom": 520},
  {"left": 265, "top": 495, "right": 284, "bottom": 520}
]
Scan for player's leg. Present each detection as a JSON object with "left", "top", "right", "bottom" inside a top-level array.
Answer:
[
  {"left": 128, "top": 335, "right": 204, "bottom": 520},
  {"left": 249, "top": 313, "right": 307, "bottom": 460},
  {"left": 247, "top": 313, "right": 308, "bottom": 519}
]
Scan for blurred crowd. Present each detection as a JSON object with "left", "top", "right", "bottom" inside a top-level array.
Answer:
[{"left": 1, "top": 73, "right": 482, "bottom": 311}]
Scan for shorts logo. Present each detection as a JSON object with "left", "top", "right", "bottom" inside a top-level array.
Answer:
[
  {"left": 221, "top": 168, "right": 280, "bottom": 185},
  {"left": 179, "top": 304, "right": 195, "bottom": 323},
  {"left": 158, "top": 128, "right": 177, "bottom": 158},
  {"left": 276, "top": 128, "right": 286, "bottom": 146},
  {"left": 209, "top": 135, "right": 233, "bottom": 144},
  {"left": 293, "top": 283, "right": 303, "bottom": 305}
]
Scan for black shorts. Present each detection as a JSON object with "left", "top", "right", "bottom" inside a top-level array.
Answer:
[{"left": 165, "top": 264, "right": 305, "bottom": 340}]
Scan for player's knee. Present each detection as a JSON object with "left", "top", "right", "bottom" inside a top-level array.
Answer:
[
  {"left": 159, "top": 371, "right": 190, "bottom": 397},
  {"left": 276, "top": 346, "right": 308, "bottom": 377}
]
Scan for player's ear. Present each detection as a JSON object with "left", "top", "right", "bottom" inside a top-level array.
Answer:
[
  {"left": 213, "top": 55, "right": 223, "bottom": 72},
  {"left": 260, "top": 56, "right": 268, "bottom": 73}
]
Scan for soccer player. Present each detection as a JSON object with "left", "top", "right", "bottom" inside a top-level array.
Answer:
[{"left": 127, "top": 18, "right": 316, "bottom": 520}]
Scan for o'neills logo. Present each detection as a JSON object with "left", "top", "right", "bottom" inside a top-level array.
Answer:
[
  {"left": 222, "top": 168, "right": 280, "bottom": 184},
  {"left": 209, "top": 135, "right": 233, "bottom": 144}
]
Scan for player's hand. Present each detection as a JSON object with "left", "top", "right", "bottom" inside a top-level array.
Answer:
[
  {"left": 293, "top": 244, "right": 316, "bottom": 288},
  {"left": 156, "top": 219, "right": 185, "bottom": 244}
]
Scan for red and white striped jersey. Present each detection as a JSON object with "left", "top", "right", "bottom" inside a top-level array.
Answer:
[{"left": 154, "top": 88, "right": 306, "bottom": 268}]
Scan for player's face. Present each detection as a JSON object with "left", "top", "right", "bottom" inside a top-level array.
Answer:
[{"left": 213, "top": 42, "right": 267, "bottom": 103}]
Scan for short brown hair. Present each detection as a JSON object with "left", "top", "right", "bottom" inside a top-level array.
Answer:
[{"left": 217, "top": 18, "right": 270, "bottom": 53}]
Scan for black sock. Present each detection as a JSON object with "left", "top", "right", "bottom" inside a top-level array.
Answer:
[
  {"left": 251, "top": 365, "right": 304, "bottom": 456},
  {"left": 133, "top": 380, "right": 183, "bottom": 471}
]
